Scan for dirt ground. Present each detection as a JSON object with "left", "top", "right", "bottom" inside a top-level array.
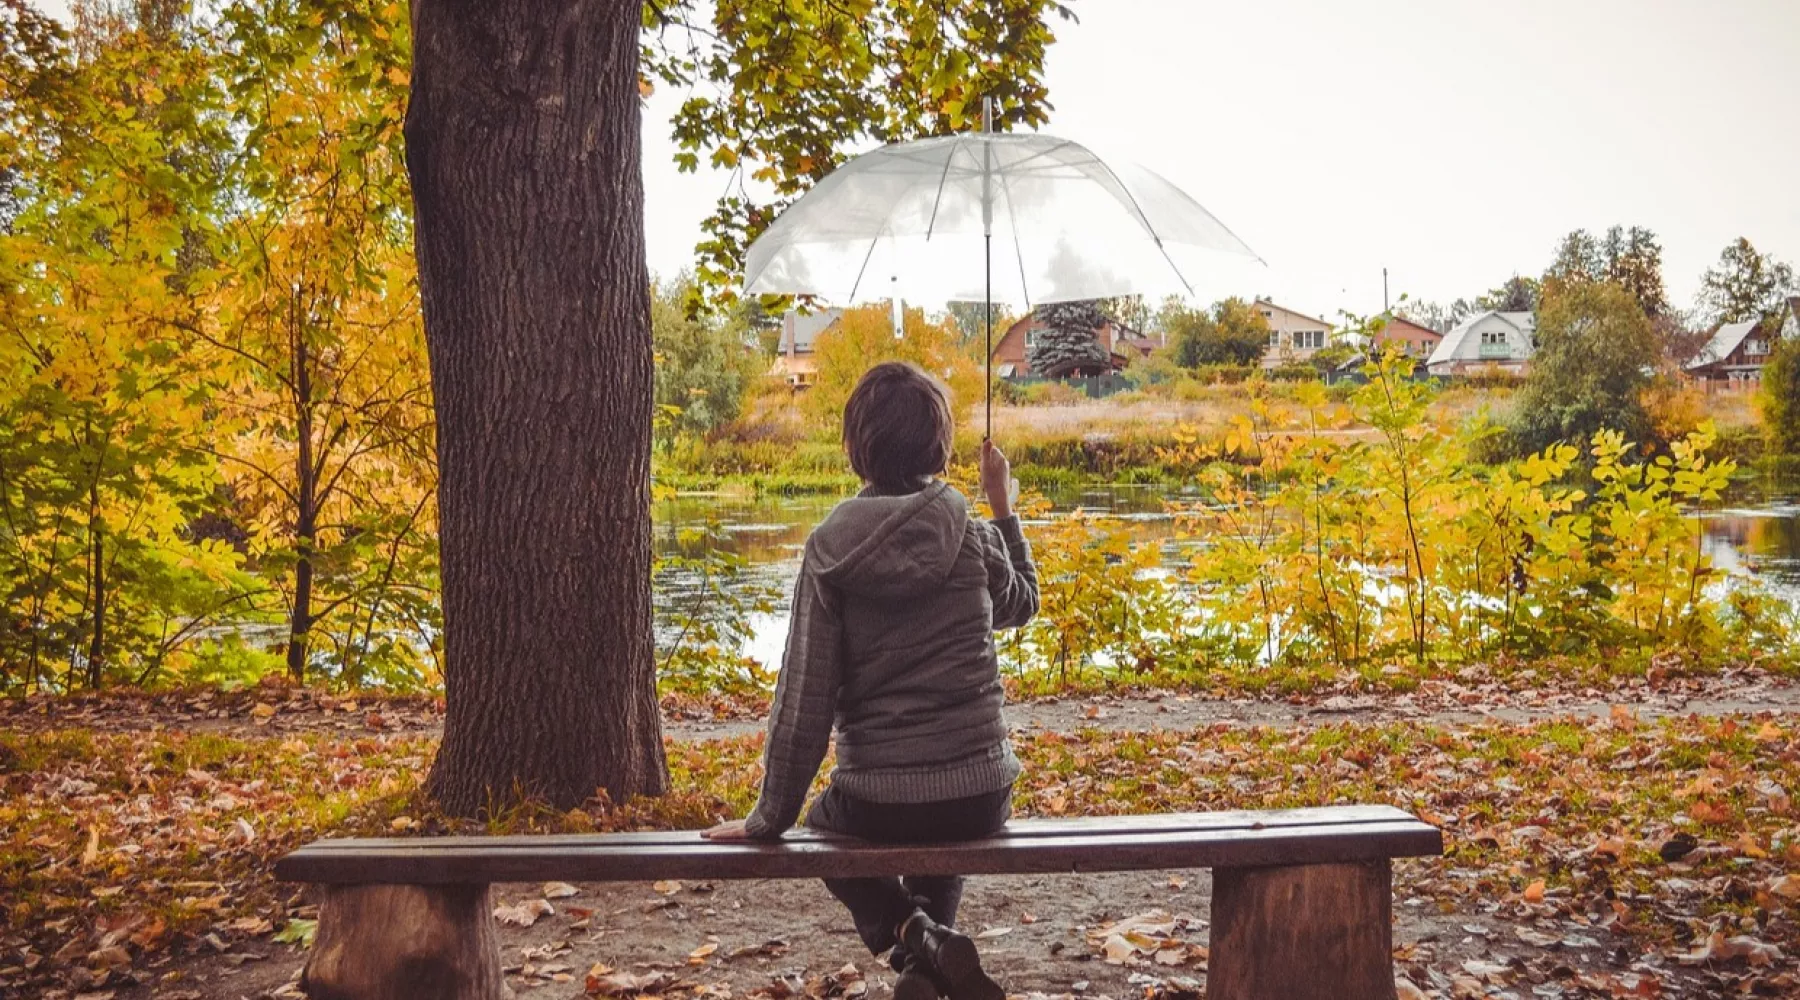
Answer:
[
  {"left": 75, "top": 674, "right": 1797, "bottom": 1000},
  {"left": 138, "top": 860, "right": 1737, "bottom": 1000}
]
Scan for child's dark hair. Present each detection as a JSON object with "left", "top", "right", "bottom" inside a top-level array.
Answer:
[{"left": 843, "top": 362, "right": 953, "bottom": 493}]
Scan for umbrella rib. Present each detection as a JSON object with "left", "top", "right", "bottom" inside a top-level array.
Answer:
[
  {"left": 923, "top": 137, "right": 963, "bottom": 240},
  {"left": 994, "top": 161, "right": 1032, "bottom": 310},
  {"left": 1089, "top": 157, "right": 1197, "bottom": 297}
]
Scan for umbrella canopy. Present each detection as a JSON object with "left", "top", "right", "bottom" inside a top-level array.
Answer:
[{"left": 743, "top": 132, "right": 1260, "bottom": 307}]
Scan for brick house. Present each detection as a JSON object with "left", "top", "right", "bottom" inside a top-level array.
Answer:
[
  {"left": 988, "top": 312, "right": 1159, "bottom": 377},
  {"left": 1372, "top": 314, "right": 1444, "bottom": 360}
]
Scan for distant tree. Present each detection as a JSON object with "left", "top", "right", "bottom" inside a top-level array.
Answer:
[
  {"left": 652, "top": 277, "right": 759, "bottom": 439},
  {"left": 807, "top": 306, "right": 981, "bottom": 426},
  {"left": 1476, "top": 275, "right": 1541, "bottom": 314},
  {"left": 1169, "top": 297, "right": 1270, "bottom": 367},
  {"left": 1094, "top": 294, "right": 1152, "bottom": 333},
  {"left": 945, "top": 300, "right": 1018, "bottom": 347},
  {"left": 1604, "top": 226, "right": 1669, "bottom": 319},
  {"left": 1398, "top": 298, "right": 1475, "bottom": 333},
  {"left": 1510, "top": 282, "right": 1660, "bottom": 454},
  {"left": 1696, "top": 237, "right": 1797, "bottom": 326},
  {"left": 1027, "top": 300, "right": 1112, "bottom": 376},
  {"left": 1541, "top": 226, "right": 1669, "bottom": 318},
  {"left": 1762, "top": 334, "right": 1800, "bottom": 458}
]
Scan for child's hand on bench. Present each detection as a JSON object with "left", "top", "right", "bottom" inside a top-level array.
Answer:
[{"left": 702, "top": 818, "right": 753, "bottom": 841}]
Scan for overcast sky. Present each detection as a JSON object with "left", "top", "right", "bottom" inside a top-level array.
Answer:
[
  {"left": 35, "top": 0, "right": 1800, "bottom": 322},
  {"left": 643, "top": 0, "right": 1800, "bottom": 322}
]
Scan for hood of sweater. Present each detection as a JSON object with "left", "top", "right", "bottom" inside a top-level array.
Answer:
[{"left": 809, "top": 481, "right": 969, "bottom": 600}]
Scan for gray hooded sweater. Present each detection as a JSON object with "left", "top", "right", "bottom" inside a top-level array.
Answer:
[{"left": 743, "top": 481, "right": 1039, "bottom": 838}]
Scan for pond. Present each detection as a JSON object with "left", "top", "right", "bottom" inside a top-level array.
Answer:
[{"left": 652, "top": 478, "right": 1800, "bottom": 667}]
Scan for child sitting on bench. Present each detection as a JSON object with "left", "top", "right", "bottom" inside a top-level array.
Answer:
[{"left": 704, "top": 361, "right": 1039, "bottom": 1000}]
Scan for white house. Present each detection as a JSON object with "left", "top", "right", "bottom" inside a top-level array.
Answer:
[{"left": 1426, "top": 310, "right": 1536, "bottom": 377}]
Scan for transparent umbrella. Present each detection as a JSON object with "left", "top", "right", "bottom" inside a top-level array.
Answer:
[{"left": 743, "top": 106, "right": 1261, "bottom": 435}]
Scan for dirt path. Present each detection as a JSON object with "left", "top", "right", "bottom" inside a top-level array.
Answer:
[
  {"left": 11, "top": 671, "right": 1795, "bottom": 744},
  {"left": 675, "top": 672, "right": 1800, "bottom": 741}
]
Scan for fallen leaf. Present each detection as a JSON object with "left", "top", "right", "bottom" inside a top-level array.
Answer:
[
  {"left": 975, "top": 927, "right": 1013, "bottom": 939},
  {"left": 1522, "top": 879, "right": 1545, "bottom": 903},
  {"left": 250, "top": 702, "right": 277, "bottom": 721},
  {"left": 543, "top": 881, "right": 580, "bottom": 899},
  {"left": 493, "top": 898, "right": 554, "bottom": 928},
  {"left": 688, "top": 941, "right": 719, "bottom": 964},
  {"left": 653, "top": 880, "right": 682, "bottom": 895}
]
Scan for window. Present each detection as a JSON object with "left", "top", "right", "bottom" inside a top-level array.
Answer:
[
  {"left": 1747, "top": 339, "right": 1768, "bottom": 357},
  {"left": 1268, "top": 329, "right": 1281, "bottom": 348},
  {"left": 1481, "top": 330, "right": 1508, "bottom": 346},
  {"left": 1025, "top": 327, "right": 1038, "bottom": 350},
  {"left": 1261, "top": 310, "right": 1273, "bottom": 320},
  {"left": 1295, "top": 330, "right": 1325, "bottom": 350}
]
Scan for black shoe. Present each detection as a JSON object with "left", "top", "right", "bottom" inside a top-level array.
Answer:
[
  {"left": 899, "top": 911, "right": 1003, "bottom": 1000},
  {"left": 892, "top": 954, "right": 942, "bottom": 1000}
]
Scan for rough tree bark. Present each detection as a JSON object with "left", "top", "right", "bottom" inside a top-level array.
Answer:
[{"left": 406, "top": 0, "right": 668, "bottom": 815}]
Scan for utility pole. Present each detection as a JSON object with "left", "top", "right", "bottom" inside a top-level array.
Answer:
[{"left": 1382, "top": 267, "right": 1389, "bottom": 313}]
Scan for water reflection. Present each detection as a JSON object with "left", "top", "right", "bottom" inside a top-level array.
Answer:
[{"left": 653, "top": 479, "right": 1800, "bottom": 663}]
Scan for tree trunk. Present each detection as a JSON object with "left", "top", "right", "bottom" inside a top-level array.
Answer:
[
  {"left": 87, "top": 479, "right": 106, "bottom": 690},
  {"left": 289, "top": 316, "right": 315, "bottom": 685},
  {"left": 301, "top": 884, "right": 504, "bottom": 1000},
  {"left": 406, "top": 0, "right": 668, "bottom": 815},
  {"left": 1208, "top": 861, "right": 1396, "bottom": 1000}
]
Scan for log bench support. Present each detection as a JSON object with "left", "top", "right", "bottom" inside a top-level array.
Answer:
[
  {"left": 278, "top": 807, "right": 1438, "bottom": 1000},
  {"left": 301, "top": 884, "right": 504, "bottom": 1000},
  {"left": 1208, "top": 860, "right": 1393, "bottom": 1000}
]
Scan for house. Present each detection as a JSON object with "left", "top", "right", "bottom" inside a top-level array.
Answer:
[
  {"left": 1372, "top": 314, "right": 1444, "bottom": 360},
  {"left": 1684, "top": 298, "right": 1800, "bottom": 385},
  {"left": 988, "top": 311, "right": 1157, "bottom": 378},
  {"left": 771, "top": 307, "right": 843, "bottom": 388},
  {"left": 1255, "top": 299, "right": 1334, "bottom": 369},
  {"left": 1425, "top": 310, "right": 1536, "bottom": 377}
]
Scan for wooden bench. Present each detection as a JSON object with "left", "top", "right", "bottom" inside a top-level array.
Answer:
[{"left": 277, "top": 805, "right": 1441, "bottom": 1000}]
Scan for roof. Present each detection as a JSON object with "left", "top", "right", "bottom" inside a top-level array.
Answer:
[
  {"left": 1426, "top": 310, "right": 1536, "bottom": 367},
  {"left": 1381, "top": 315, "right": 1443, "bottom": 340},
  {"left": 1253, "top": 298, "right": 1333, "bottom": 330},
  {"left": 1685, "top": 320, "right": 1760, "bottom": 370}
]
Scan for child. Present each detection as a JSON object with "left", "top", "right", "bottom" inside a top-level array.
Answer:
[{"left": 704, "top": 361, "right": 1039, "bottom": 1000}]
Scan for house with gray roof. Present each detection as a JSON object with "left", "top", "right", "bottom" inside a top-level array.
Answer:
[
  {"left": 1686, "top": 298, "right": 1800, "bottom": 385},
  {"left": 1425, "top": 310, "right": 1536, "bottom": 377}
]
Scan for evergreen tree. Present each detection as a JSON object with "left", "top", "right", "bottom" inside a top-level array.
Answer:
[
  {"left": 1027, "top": 300, "right": 1111, "bottom": 376},
  {"left": 1476, "top": 275, "right": 1540, "bottom": 313}
]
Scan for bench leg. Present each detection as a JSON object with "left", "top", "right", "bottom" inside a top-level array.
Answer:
[
  {"left": 300, "top": 883, "right": 506, "bottom": 1000},
  {"left": 1207, "top": 860, "right": 1395, "bottom": 1000}
]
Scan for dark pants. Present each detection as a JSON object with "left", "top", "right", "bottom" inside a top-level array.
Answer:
[{"left": 804, "top": 784, "right": 1013, "bottom": 968}]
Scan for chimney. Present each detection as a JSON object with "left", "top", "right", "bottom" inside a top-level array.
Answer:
[{"left": 784, "top": 312, "right": 796, "bottom": 358}]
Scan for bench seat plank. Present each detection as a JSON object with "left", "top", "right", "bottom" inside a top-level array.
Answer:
[
  {"left": 277, "top": 812, "right": 1441, "bottom": 885},
  {"left": 288, "top": 805, "right": 1419, "bottom": 852}
]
